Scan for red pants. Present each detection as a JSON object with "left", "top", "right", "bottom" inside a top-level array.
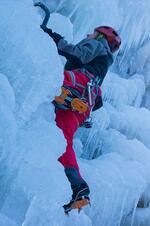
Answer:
[
  {"left": 55, "top": 109, "right": 88, "bottom": 177},
  {"left": 55, "top": 70, "right": 91, "bottom": 180}
]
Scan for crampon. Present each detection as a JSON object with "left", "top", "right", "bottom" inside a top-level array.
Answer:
[{"left": 63, "top": 196, "right": 90, "bottom": 215}]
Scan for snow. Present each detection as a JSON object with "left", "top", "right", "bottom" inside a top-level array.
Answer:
[{"left": 0, "top": 0, "right": 150, "bottom": 226}]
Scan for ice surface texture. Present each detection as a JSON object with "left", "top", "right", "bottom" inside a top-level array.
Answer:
[{"left": 0, "top": 1, "right": 150, "bottom": 226}]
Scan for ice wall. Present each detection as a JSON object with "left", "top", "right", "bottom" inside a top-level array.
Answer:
[
  {"left": 0, "top": 0, "right": 150, "bottom": 226},
  {"left": 0, "top": 1, "right": 67, "bottom": 225}
]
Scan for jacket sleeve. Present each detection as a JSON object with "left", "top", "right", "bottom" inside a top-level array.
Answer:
[{"left": 57, "top": 38, "right": 106, "bottom": 64}]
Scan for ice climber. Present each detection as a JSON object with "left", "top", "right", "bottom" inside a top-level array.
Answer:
[{"left": 41, "top": 25, "right": 121, "bottom": 213}]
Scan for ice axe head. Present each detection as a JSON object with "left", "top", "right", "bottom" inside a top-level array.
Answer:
[{"left": 34, "top": 2, "right": 50, "bottom": 27}]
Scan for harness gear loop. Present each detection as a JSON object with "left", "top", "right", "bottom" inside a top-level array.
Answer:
[{"left": 84, "top": 76, "right": 101, "bottom": 126}]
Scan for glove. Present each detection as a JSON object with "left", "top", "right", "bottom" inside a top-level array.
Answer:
[
  {"left": 40, "top": 25, "right": 63, "bottom": 45},
  {"left": 40, "top": 25, "right": 53, "bottom": 35}
]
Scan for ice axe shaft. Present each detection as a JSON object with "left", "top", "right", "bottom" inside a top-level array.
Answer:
[{"left": 34, "top": 2, "right": 50, "bottom": 27}]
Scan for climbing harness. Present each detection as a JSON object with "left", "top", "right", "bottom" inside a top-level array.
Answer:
[{"left": 53, "top": 70, "right": 101, "bottom": 114}]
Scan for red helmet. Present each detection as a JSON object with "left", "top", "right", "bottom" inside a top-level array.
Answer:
[{"left": 95, "top": 26, "right": 121, "bottom": 52}]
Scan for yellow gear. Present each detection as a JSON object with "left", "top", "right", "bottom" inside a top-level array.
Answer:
[{"left": 54, "top": 87, "right": 89, "bottom": 113}]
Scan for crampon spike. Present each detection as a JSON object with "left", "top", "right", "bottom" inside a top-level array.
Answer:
[
  {"left": 63, "top": 197, "right": 90, "bottom": 215},
  {"left": 71, "top": 198, "right": 90, "bottom": 209}
]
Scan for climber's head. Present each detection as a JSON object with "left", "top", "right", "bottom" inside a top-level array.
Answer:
[
  {"left": 94, "top": 26, "right": 121, "bottom": 52},
  {"left": 87, "top": 31, "right": 99, "bottom": 39}
]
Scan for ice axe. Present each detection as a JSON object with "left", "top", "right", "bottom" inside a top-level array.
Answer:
[{"left": 34, "top": 2, "right": 50, "bottom": 28}]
